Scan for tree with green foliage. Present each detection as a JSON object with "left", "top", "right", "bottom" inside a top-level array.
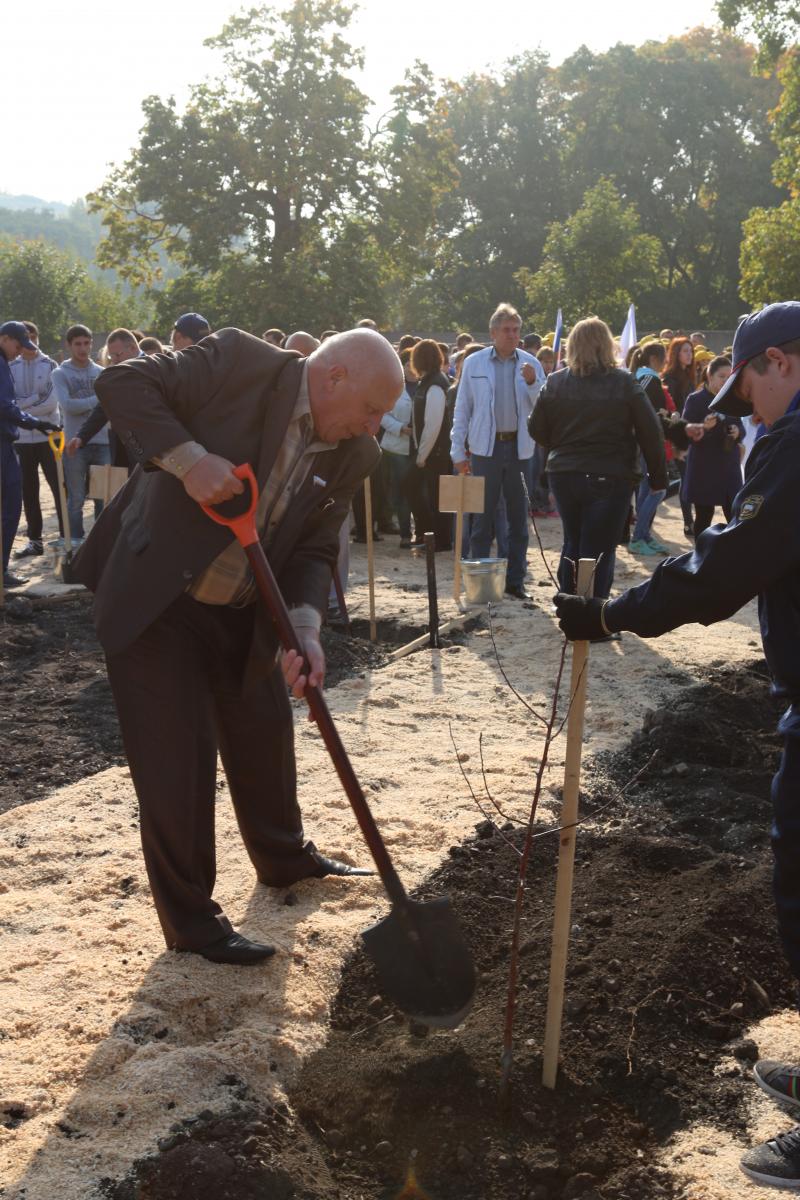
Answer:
[
  {"left": 516, "top": 179, "right": 663, "bottom": 331},
  {"left": 431, "top": 51, "right": 565, "bottom": 331},
  {"left": 89, "top": 0, "right": 371, "bottom": 321},
  {"left": 0, "top": 238, "right": 148, "bottom": 353},
  {"left": 553, "top": 30, "right": 781, "bottom": 327},
  {"left": 717, "top": 0, "right": 799, "bottom": 67},
  {"left": 739, "top": 47, "right": 800, "bottom": 304}
]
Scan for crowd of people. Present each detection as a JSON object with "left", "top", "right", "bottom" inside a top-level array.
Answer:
[
  {"left": 3, "top": 293, "right": 800, "bottom": 1189},
  {"left": 0, "top": 304, "right": 750, "bottom": 607}
]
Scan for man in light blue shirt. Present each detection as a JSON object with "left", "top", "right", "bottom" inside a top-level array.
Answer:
[{"left": 451, "top": 303, "right": 545, "bottom": 599}]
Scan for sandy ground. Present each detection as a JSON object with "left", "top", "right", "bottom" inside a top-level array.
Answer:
[{"left": 2, "top": 491, "right": 786, "bottom": 1200}]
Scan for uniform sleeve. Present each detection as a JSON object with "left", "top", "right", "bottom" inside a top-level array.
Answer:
[{"left": 605, "top": 430, "right": 800, "bottom": 636}]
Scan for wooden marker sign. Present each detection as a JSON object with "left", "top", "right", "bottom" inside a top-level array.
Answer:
[
  {"left": 88, "top": 465, "right": 128, "bottom": 504},
  {"left": 438, "top": 474, "right": 485, "bottom": 603}
]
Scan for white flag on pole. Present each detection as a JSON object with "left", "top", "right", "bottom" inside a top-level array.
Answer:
[{"left": 619, "top": 303, "right": 637, "bottom": 363}]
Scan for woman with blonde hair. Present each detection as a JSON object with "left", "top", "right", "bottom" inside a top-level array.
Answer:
[{"left": 530, "top": 316, "right": 667, "bottom": 625}]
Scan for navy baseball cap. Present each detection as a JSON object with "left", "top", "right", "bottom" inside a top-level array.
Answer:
[
  {"left": 710, "top": 301, "right": 800, "bottom": 416},
  {"left": 173, "top": 312, "right": 210, "bottom": 340},
  {"left": 0, "top": 320, "right": 36, "bottom": 351}
]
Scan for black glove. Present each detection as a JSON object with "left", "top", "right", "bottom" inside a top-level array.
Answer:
[
  {"left": 553, "top": 592, "right": 610, "bottom": 641},
  {"left": 32, "top": 419, "right": 61, "bottom": 434}
]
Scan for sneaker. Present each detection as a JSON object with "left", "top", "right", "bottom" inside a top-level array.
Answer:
[
  {"left": 647, "top": 537, "right": 670, "bottom": 554},
  {"left": 13, "top": 540, "right": 43, "bottom": 559},
  {"left": 628, "top": 538, "right": 661, "bottom": 556},
  {"left": 741, "top": 1124, "right": 800, "bottom": 1189},
  {"left": 755, "top": 1062, "right": 800, "bottom": 1111}
]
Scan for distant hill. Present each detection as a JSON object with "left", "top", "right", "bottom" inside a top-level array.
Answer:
[
  {"left": 0, "top": 196, "right": 179, "bottom": 290},
  {"left": 0, "top": 193, "right": 70, "bottom": 215}
]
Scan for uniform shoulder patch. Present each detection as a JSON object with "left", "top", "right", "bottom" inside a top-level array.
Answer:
[{"left": 739, "top": 494, "right": 764, "bottom": 520}]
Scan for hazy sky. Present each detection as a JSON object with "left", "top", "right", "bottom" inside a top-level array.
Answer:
[{"left": 5, "top": 0, "right": 720, "bottom": 204}]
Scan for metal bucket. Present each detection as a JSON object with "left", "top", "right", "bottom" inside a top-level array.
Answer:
[
  {"left": 49, "top": 538, "right": 80, "bottom": 581},
  {"left": 461, "top": 558, "right": 507, "bottom": 606}
]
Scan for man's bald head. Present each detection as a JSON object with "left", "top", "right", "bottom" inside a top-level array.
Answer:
[
  {"left": 284, "top": 330, "right": 320, "bottom": 355},
  {"left": 307, "top": 329, "right": 404, "bottom": 443}
]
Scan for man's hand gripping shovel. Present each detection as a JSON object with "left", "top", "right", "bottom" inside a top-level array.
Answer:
[{"left": 201, "top": 464, "right": 475, "bottom": 1029}]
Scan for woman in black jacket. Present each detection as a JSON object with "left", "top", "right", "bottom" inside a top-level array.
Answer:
[
  {"left": 410, "top": 339, "right": 453, "bottom": 550},
  {"left": 529, "top": 317, "right": 667, "bottom": 612}
]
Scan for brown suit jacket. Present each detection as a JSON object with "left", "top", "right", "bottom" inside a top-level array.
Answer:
[{"left": 72, "top": 328, "right": 379, "bottom": 663}]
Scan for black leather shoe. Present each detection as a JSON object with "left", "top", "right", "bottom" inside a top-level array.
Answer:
[
  {"left": 182, "top": 932, "right": 276, "bottom": 965},
  {"left": 3, "top": 572, "right": 24, "bottom": 590},
  {"left": 259, "top": 842, "right": 373, "bottom": 887},
  {"left": 505, "top": 584, "right": 531, "bottom": 600},
  {"left": 308, "top": 851, "right": 374, "bottom": 879}
]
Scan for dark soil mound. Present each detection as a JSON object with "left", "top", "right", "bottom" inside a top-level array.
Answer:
[{"left": 285, "top": 660, "right": 788, "bottom": 1200}]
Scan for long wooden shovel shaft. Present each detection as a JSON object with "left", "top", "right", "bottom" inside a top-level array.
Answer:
[
  {"left": 54, "top": 455, "right": 72, "bottom": 554},
  {"left": 243, "top": 541, "right": 407, "bottom": 909}
]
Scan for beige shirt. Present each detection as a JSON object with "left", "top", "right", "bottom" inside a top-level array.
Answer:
[{"left": 154, "top": 362, "right": 338, "bottom": 631}]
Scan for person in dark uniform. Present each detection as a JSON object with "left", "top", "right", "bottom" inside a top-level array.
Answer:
[{"left": 554, "top": 302, "right": 800, "bottom": 1191}]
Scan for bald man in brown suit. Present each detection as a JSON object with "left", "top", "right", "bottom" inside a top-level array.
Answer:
[{"left": 73, "top": 327, "right": 404, "bottom": 964}]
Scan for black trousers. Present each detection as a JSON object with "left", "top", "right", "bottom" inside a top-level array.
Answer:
[
  {"left": 693, "top": 500, "right": 733, "bottom": 540},
  {"left": 16, "top": 441, "right": 64, "bottom": 541},
  {"left": 106, "top": 593, "right": 313, "bottom": 949}
]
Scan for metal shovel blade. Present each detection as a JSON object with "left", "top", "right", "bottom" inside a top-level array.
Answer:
[{"left": 361, "top": 896, "right": 476, "bottom": 1029}]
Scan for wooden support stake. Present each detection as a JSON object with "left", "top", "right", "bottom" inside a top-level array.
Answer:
[
  {"left": 386, "top": 614, "right": 470, "bottom": 662},
  {"left": 363, "top": 476, "right": 377, "bottom": 642},
  {"left": 453, "top": 475, "right": 465, "bottom": 604},
  {"left": 424, "top": 532, "right": 440, "bottom": 648},
  {"left": 542, "top": 557, "right": 595, "bottom": 1090}
]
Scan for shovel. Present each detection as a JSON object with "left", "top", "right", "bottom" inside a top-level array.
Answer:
[
  {"left": 201, "top": 463, "right": 475, "bottom": 1028},
  {"left": 47, "top": 430, "right": 73, "bottom": 559}
]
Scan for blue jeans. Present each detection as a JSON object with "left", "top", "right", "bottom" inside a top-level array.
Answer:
[
  {"left": 1, "top": 439, "right": 22, "bottom": 573},
  {"left": 633, "top": 476, "right": 666, "bottom": 541},
  {"left": 63, "top": 442, "right": 111, "bottom": 539},
  {"left": 549, "top": 471, "right": 632, "bottom": 599},
  {"left": 468, "top": 440, "right": 529, "bottom": 587}
]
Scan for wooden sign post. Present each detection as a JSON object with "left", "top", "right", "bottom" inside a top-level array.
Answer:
[
  {"left": 363, "top": 476, "right": 377, "bottom": 642},
  {"left": 542, "top": 558, "right": 595, "bottom": 1089},
  {"left": 438, "top": 474, "right": 485, "bottom": 603},
  {"left": 88, "top": 465, "right": 128, "bottom": 505}
]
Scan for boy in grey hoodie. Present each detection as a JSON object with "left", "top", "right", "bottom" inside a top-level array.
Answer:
[{"left": 51, "top": 324, "right": 108, "bottom": 539}]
